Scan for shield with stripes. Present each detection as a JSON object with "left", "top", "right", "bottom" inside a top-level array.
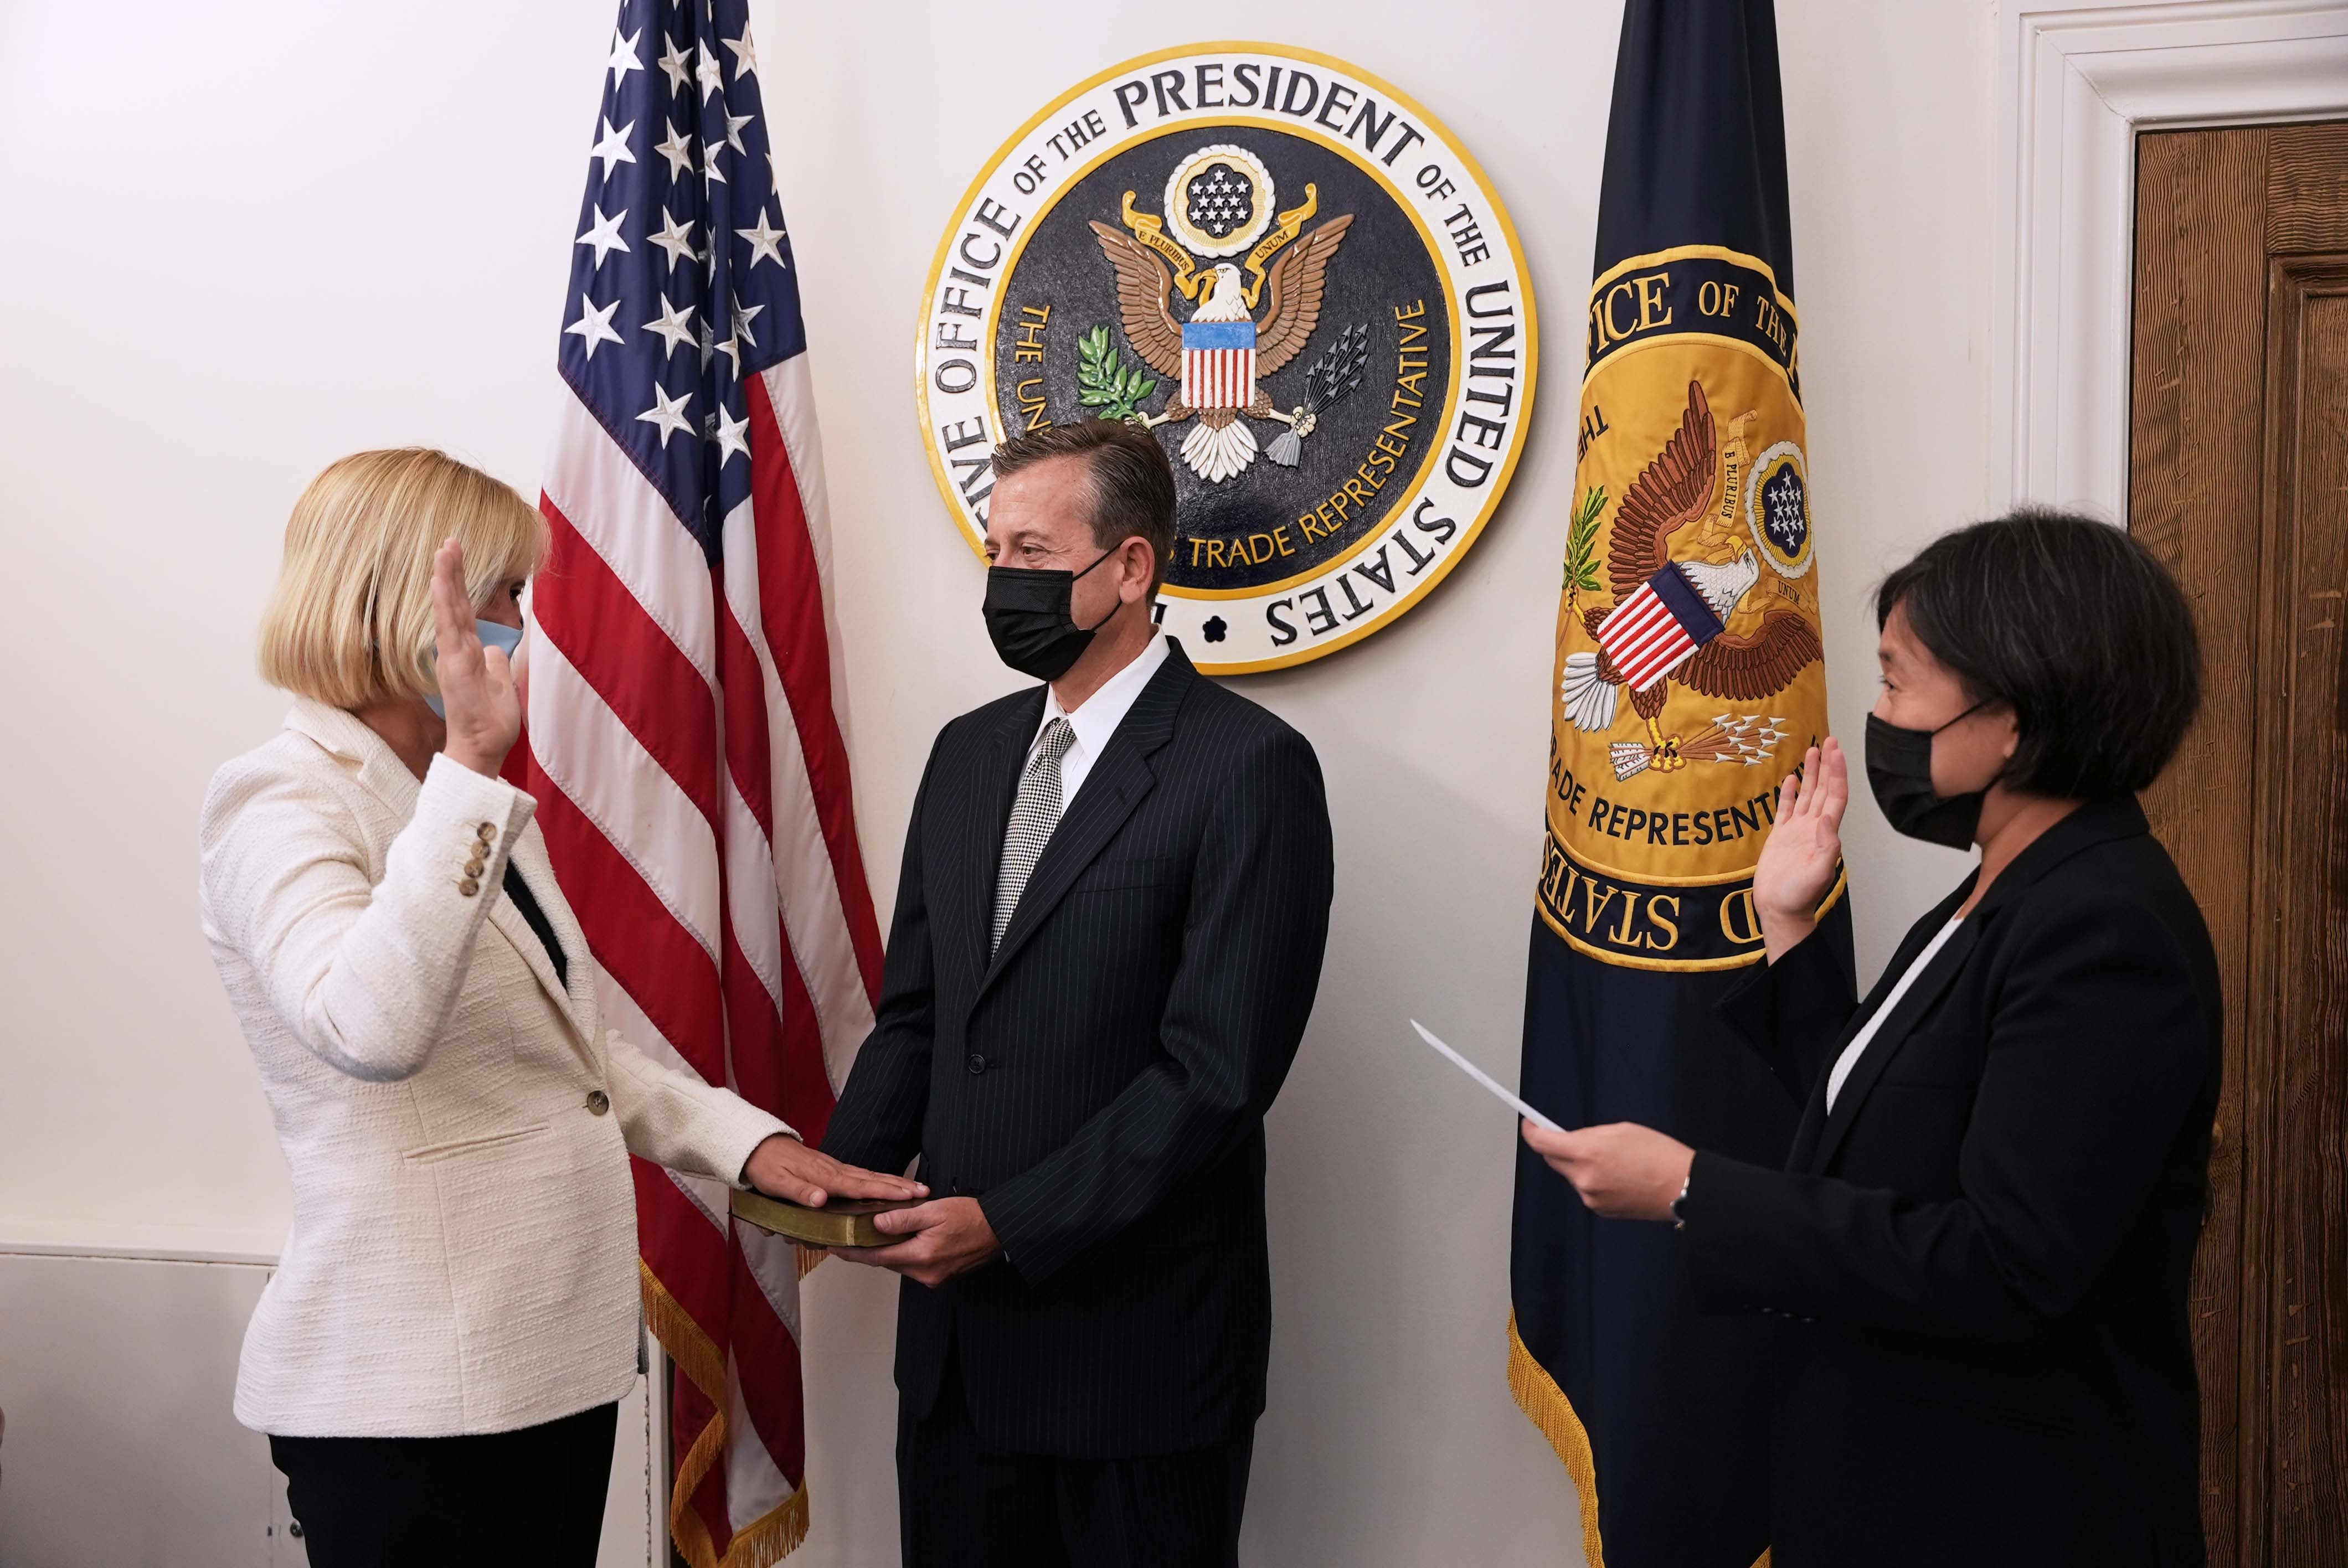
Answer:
[
  {"left": 1181, "top": 319, "right": 1257, "bottom": 410},
  {"left": 1593, "top": 561, "right": 1725, "bottom": 690}
]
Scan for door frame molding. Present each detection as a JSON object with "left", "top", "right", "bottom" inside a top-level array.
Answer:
[{"left": 1992, "top": 0, "right": 2348, "bottom": 514}]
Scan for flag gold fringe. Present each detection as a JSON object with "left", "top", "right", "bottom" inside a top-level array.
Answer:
[
  {"left": 642, "top": 1259, "right": 816, "bottom": 1567},
  {"left": 1506, "top": 1313, "right": 1771, "bottom": 1568},
  {"left": 668, "top": 1420, "right": 810, "bottom": 1568},
  {"left": 714, "top": 1484, "right": 811, "bottom": 1568},
  {"left": 641, "top": 1258, "right": 728, "bottom": 1405},
  {"left": 1507, "top": 1312, "right": 1608, "bottom": 1568}
]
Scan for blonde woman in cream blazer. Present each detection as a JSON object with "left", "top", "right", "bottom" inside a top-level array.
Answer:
[{"left": 200, "top": 449, "right": 919, "bottom": 1565}]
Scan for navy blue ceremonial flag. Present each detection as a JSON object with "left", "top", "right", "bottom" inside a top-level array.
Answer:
[{"left": 1510, "top": 2, "right": 1852, "bottom": 1564}]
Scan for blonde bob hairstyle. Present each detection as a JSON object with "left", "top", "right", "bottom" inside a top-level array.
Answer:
[{"left": 258, "top": 448, "right": 548, "bottom": 710}]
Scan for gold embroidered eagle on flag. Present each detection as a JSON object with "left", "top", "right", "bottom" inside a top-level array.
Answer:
[{"left": 1561, "top": 379, "right": 1821, "bottom": 782}]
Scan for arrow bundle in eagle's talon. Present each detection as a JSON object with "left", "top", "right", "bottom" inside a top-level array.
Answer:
[{"left": 1266, "top": 320, "right": 1371, "bottom": 467}]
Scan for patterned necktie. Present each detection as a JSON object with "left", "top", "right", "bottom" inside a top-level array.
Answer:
[{"left": 992, "top": 718, "right": 1076, "bottom": 955}]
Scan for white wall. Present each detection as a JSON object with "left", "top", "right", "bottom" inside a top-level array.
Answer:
[{"left": 0, "top": 2, "right": 1994, "bottom": 1564}]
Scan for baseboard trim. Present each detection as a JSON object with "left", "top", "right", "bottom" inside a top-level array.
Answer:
[{"left": 0, "top": 1218, "right": 281, "bottom": 1267}]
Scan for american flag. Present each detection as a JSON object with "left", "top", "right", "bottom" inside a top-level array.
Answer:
[
  {"left": 511, "top": 2, "right": 881, "bottom": 1562},
  {"left": 1595, "top": 561, "right": 1727, "bottom": 690},
  {"left": 1181, "top": 319, "right": 1257, "bottom": 410}
]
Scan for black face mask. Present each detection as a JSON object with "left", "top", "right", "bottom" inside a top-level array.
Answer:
[
  {"left": 1865, "top": 702, "right": 1990, "bottom": 850},
  {"left": 982, "top": 547, "right": 1120, "bottom": 681}
]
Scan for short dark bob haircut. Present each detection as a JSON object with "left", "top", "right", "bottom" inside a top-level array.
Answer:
[
  {"left": 990, "top": 419, "right": 1178, "bottom": 590},
  {"left": 1875, "top": 508, "right": 2201, "bottom": 798}
]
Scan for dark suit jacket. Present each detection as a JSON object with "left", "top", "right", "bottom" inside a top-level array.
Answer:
[
  {"left": 1684, "top": 794, "right": 2220, "bottom": 1568},
  {"left": 822, "top": 641, "right": 1333, "bottom": 1458}
]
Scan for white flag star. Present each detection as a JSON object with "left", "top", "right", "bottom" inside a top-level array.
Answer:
[
  {"left": 730, "top": 293, "right": 764, "bottom": 344},
  {"left": 703, "top": 148, "right": 729, "bottom": 192},
  {"left": 606, "top": 27, "right": 642, "bottom": 89},
  {"left": 652, "top": 120, "right": 696, "bottom": 180},
  {"left": 656, "top": 34, "right": 693, "bottom": 93},
  {"left": 715, "top": 291, "right": 764, "bottom": 372},
  {"left": 636, "top": 384, "right": 695, "bottom": 448},
  {"left": 696, "top": 314, "right": 715, "bottom": 370},
  {"left": 694, "top": 44, "right": 725, "bottom": 101},
  {"left": 713, "top": 403, "right": 751, "bottom": 463},
  {"left": 563, "top": 292, "right": 624, "bottom": 360},
  {"left": 642, "top": 294, "right": 697, "bottom": 359},
  {"left": 648, "top": 208, "right": 698, "bottom": 272},
  {"left": 575, "top": 203, "right": 630, "bottom": 267},
  {"left": 736, "top": 209, "right": 787, "bottom": 271},
  {"left": 723, "top": 111, "right": 753, "bottom": 154},
  {"left": 588, "top": 116, "right": 636, "bottom": 184},
  {"left": 722, "top": 32, "right": 758, "bottom": 80}
]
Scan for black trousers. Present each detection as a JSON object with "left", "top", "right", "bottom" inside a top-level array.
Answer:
[
  {"left": 269, "top": 1401, "right": 617, "bottom": 1568},
  {"left": 897, "top": 1348, "right": 1253, "bottom": 1568}
]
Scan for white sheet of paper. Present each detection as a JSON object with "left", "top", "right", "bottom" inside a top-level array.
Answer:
[{"left": 1409, "top": 1019, "right": 1564, "bottom": 1131}]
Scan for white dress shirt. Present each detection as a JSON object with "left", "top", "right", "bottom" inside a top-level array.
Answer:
[
  {"left": 1026, "top": 632, "right": 1168, "bottom": 811},
  {"left": 1824, "top": 916, "right": 1965, "bottom": 1111}
]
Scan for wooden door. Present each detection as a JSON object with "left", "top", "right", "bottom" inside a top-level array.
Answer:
[{"left": 2131, "top": 120, "right": 2348, "bottom": 1567}]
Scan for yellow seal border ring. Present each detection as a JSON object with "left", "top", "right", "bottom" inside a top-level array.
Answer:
[{"left": 911, "top": 40, "right": 1539, "bottom": 677}]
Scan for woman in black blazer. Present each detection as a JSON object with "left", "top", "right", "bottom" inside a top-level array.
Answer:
[{"left": 1525, "top": 509, "right": 2220, "bottom": 1567}]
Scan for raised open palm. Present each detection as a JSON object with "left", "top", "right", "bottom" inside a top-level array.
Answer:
[
  {"left": 429, "top": 538, "right": 521, "bottom": 777},
  {"left": 1753, "top": 737, "right": 1847, "bottom": 951}
]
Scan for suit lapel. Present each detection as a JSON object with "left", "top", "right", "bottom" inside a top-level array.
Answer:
[
  {"left": 500, "top": 824, "right": 594, "bottom": 1054},
  {"left": 1804, "top": 915, "right": 1981, "bottom": 1173},
  {"left": 281, "top": 698, "right": 593, "bottom": 1055},
  {"left": 283, "top": 698, "right": 422, "bottom": 828},
  {"left": 975, "top": 649, "right": 1193, "bottom": 999},
  {"left": 1785, "top": 877, "right": 1972, "bottom": 1168},
  {"left": 1793, "top": 793, "right": 2157, "bottom": 1172}
]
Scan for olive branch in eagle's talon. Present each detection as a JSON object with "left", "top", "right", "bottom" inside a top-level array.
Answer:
[
  {"left": 1564, "top": 484, "right": 1608, "bottom": 608},
  {"left": 1075, "top": 323, "right": 1158, "bottom": 424}
]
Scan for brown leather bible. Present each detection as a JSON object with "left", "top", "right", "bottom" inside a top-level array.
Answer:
[{"left": 730, "top": 1188, "right": 921, "bottom": 1249}]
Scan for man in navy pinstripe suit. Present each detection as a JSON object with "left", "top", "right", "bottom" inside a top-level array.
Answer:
[{"left": 824, "top": 420, "right": 1334, "bottom": 1567}]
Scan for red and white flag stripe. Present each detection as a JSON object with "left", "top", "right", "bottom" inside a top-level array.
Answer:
[
  {"left": 514, "top": 353, "right": 878, "bottom": 1565},
  {"left": 1182, "top": 346, "right": 1256, "bottom": 411},
  {"left": 1595, "top": 579, "right": 1705, "bottom": 691}
]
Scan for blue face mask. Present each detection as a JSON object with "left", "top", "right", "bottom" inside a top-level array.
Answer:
[{"left": 425, "top": 618, "right": 526, "bottom": 718}]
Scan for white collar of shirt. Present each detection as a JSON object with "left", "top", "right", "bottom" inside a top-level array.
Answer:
[{"left": 1027, "top": 632, "right": 1168, "bottom": 811}]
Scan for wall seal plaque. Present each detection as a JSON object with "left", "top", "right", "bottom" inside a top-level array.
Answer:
[{"left": 915, "top": 42, "right": 1537, "bottom": 674}]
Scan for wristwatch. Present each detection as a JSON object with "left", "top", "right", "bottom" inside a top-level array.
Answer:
[{"left": 1670, "top": 1169, "right": 1693, "bottom": 1230}]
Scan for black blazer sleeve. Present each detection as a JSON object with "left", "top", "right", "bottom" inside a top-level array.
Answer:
[
  {"left": 820, "top": 742, "right": 941, "bottom": 1175},
  {"left": 979, "top": 726, "right": 1334, "bottom": 1291},
  {"left": 1682, "top": 886, "right": 2212, "bottom": 1343},
  {"left": 1715, "top": 916, "right": 1860, "bottom": 1106}
]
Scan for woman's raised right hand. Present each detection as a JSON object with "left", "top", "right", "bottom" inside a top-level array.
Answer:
[
  {"left": 1753, "top": 737, "right": 1848, "bottom": 960},
  {"left": 428, "top": 537, "right": 521, "bottom": 778}
]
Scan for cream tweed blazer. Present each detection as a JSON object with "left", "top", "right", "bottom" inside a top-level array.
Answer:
[{"left": 199, "top": 699, "right": 790, "bottom": 1437}]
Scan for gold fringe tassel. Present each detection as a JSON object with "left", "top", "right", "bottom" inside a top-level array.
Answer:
[
  {"left": 641, "top": 1259, "right": 729, "bottom": 1405},
  {"left": 666, "top": 1400, "right": 730, "bottom": 1568},
  {"left": 1505, "top": 1313, "right": 1770, "bottom": 1568},
  {"left": 1507, "top": 1313, "right": 1608, "bottom": 1568},
  {"left": 641, "top": 1260, "right": 818, "bottom": 1566},
  {"left": 718, "top": 1484, "right": 812, "bottom": 1568}
]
